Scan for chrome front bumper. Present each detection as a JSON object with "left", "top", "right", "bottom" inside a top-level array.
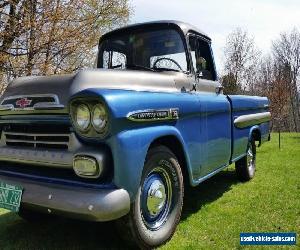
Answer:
[{"left": 0, "top": 175, "right": 130, "bottom": 222}]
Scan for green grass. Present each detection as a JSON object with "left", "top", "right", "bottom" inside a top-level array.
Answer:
[{"left": 0, "top": 133, "right": 299, "bottom": 249}]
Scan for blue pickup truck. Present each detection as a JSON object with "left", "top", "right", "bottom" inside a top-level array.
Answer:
[{"left": 0, "top": 21, "right": 270, "bottom": 248}]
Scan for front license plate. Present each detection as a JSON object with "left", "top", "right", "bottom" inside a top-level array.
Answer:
[{"left": 0, "top": 181, "right": 23, "bottom": 212}]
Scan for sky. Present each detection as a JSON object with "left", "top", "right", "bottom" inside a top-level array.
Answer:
[{"left": 129, "top": 0, "right": 300, "bottom": 72}]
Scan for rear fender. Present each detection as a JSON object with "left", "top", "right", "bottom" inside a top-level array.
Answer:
[{"left": 249, "top": 125, "right": 261, "bottom": 146}]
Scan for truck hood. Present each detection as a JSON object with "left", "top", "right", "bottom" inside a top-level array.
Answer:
[{"left": 0, "top": 69, "right": 180, "bottom": 106}]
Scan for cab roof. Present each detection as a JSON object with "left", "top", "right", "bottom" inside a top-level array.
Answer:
[{"left": 102, "top": 20, "right": 211, "bottom": 41}]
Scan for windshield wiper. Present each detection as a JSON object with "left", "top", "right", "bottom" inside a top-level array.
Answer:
[{"left": 126, "top": 64, "right": 156, "bottom": 72}]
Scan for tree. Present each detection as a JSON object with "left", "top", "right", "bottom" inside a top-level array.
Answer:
[
  {"left": 0, "top": 0, "right": 131, "bottom": 93},
  {"left": 221, "top": 28, "right": 261, "bottom": 95},
  {"left": 272, "top": 28, "right": 300, "bottom": 132},
  {"left": 220, "top": 72, "right": 239, "bottom": 95},
  {"left": 258, "top": 56, "right": 290, "bottom": 131}
]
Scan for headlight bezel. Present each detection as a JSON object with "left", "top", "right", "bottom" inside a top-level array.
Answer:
[{"left": 70, "top": 98, "right": 109, "bottom": 138}]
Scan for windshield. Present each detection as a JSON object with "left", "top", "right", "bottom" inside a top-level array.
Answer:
[{"left": 98, "top": 28, "right": 188, "bottom": 72}]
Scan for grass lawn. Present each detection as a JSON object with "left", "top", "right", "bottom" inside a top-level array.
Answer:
[{"left": 0, "top": 133, "right": 299, "bottom": 249}]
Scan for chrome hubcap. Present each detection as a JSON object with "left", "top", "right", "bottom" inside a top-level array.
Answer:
[
  {"left": 247, "top": 145, "right": 255, "bottom": 175},
  {"left": 141, "top": 166, "right": 172, "bottom": 230},
  {"left": 146, "top": 179, "right": 166, "bottom": 216}
]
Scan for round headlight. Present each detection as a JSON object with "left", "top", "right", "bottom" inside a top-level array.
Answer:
[
  {"left": 75, "top": 104, "right": 90, "bottom": 131},
  {"left": 92, "top": 104, "right": 107, "bottom": 132}
]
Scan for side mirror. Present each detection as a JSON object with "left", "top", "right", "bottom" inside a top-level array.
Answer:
[
  {"left": 196, "top": 57, "right": 208, "bottom": 79},
  {"left": 196, "top": 57, "right": 207, "bottom": 71}
]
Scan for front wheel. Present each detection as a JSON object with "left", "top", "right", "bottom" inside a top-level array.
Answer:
[
  {"left": 235, "top": 139, "right": 256, "bottom": 181},
  {"left": 117, "top": 145, "right": 184, "bottom": 249}
]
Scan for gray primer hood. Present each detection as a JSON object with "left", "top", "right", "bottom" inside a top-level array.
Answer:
[{"left": 1, "top": 69, "right": 178, "bottom": 106}]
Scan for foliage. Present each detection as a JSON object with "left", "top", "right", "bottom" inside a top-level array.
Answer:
[
  {"left": 220, "top": 72, "right": 239, "bottom": 95},
  {"left": 221, "top": 28, "right": 261, "bottom": 95},
  {"left": 0, "top": 0, "right": 131, "bottom": 93},
  {"left": 271, "top": 28, "right": 300, "bottom": 132}
]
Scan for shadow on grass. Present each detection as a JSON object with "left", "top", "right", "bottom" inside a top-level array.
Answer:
[
  {"left": 0, "top": 213, "right": 135, "bottom": 250},
  {"left": 0, "top": 169, "right": 239, "bottom": 249},
  {"left": 182, "top": 168, "right": 239, "bottom": 220}
]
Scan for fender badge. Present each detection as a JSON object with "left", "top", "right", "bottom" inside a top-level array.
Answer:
[{"left": 127, "top": 108, "right": 179, "bottom": 122}]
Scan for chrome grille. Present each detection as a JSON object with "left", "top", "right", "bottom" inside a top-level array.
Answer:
[{"left": 2, "top": 124, "right": 70, "bottom": 150}]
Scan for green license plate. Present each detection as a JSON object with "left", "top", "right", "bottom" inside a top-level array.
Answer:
[{"left": 0, "top": 181, "right": 23, "bottom": 212}]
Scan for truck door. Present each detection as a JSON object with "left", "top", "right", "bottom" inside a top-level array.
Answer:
[{"left": 189, "top": 35, "right": 231, "bottom": 177}]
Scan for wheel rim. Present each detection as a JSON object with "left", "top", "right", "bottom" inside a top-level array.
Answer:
[
  {"left": 141, "top": 166, "right": 172, "bottom": 230},
  {"left": 247, "top": 144, "right": 255, "bottom": 176}
]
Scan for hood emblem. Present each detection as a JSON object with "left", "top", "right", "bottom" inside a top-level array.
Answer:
[
  {"left": 15, "top": 98, "right": 32, "bottom": 108},
  {"left": 0, "top": 94, "right": 64, "bottom": 111}
]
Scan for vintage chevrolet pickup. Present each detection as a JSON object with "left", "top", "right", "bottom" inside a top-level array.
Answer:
[{"left": 0, "top": 21, "right": 271, "bottom": 248}]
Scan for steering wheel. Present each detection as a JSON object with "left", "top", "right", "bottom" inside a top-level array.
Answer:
[{"left": 153, "top": 57, "right": 182, "bottom": 71}]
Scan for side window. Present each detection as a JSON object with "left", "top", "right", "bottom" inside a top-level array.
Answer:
[
  {"left": 189, "top": 35, "right": 216, "bottom": 81},
  {"left": 189, "top": 36, "right": 198, "bottom": 72},
  {"left": 103, "top": 50, "right": 127, "bottom": 69}
]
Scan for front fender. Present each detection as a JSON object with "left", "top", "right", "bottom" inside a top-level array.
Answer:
[{"left": 106, "top": 125, "right": 191, "bottom": 200}]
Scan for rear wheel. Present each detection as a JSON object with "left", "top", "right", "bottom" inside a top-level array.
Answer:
[
  {"left": 235, "top": 138, "right": 256, "bottom": 181},
  {"left": 117, "top": 145, "right": 184, "bottom": 249}
]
